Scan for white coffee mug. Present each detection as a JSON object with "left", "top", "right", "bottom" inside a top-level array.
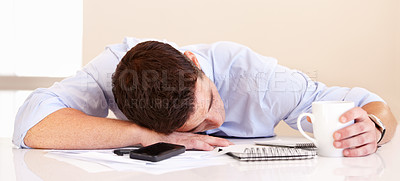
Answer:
[{"left": 297, "top": 101, "right": 355, "bottom": 157}]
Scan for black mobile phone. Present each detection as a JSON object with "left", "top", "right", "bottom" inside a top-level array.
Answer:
[
  {"left": 113, "top": 148, "right": 138, "bottom": 156},
  {"left": 129, "top": 142, "right": 186, "bottom": 162}
]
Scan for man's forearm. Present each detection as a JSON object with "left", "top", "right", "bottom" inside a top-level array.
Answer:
[
  {"left": 24, "top": 108, "right": 157, "bottom": 149},
  {"left": 362, "top": 101, "right": 398, "bottom": 145}
]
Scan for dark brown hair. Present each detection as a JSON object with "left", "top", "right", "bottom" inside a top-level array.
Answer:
[{"left": 112, "top": 41, "right": 203, "bottom": 134}]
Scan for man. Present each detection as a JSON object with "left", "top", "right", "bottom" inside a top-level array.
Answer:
[{"left": 13, "top": 37, "right": 397, "bottom": 157}]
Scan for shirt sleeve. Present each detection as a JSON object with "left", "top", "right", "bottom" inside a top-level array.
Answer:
[
  {"left": 279, "top": 68, "right": 385, "bottom": 133},
  {"left": 12, "top": 48, "right": 118, "bottom": 148}
]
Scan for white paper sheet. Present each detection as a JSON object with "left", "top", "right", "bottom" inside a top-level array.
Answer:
[
  {"left": 45, "top": 153, "right": 114, "bottom": 173},
  {"left": 45, "top": 148, "right": 235, "bottom": 175}
]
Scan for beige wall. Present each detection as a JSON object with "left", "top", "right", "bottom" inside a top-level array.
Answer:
[
  {"left": 396, "top": 0, "right": 400, "bottom": 123},
  {"left": 83, "top": 0, "right": 400, "bottom": 135}
]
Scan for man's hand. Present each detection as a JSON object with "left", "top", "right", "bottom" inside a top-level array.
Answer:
[
  {"left": 144, "top": 132, "right": 233, "bottom": 151},
  {"left": 333, "top": 107, "right": 379, "bottom": 157}
]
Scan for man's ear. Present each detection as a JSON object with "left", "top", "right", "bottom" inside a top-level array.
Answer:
[{"left": 184, "top": 51, "right": 201, "bottom": 70}]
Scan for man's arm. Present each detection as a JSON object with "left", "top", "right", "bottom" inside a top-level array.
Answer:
[
  {"left": 333, "top": 101, "right": 397, "bottom": 157},
  {"left": 362, "top": 101, "right": 397, "bottom": 144},
  {"left": 24, "top": 108, "right": 146, "bottom": 149},
  {"left": 24, "top": 108, "right": 231, "bottom": 150}
]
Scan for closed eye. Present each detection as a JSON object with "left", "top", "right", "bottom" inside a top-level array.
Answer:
[
  {"left": 188, "top": 124, "right": 201, "bottom": 133},
  {"left": 208, "top": 90, "right": 213, "bottom": 112}
]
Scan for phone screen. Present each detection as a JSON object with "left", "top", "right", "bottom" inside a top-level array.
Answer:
[
  {"left": 134, "top": 142, "right": 183, "bottom": 155},
  {"left": 130, "top": 142, "right": 186, "bottom": 162}
]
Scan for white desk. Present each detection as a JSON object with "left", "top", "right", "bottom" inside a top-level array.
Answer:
[{"left": 1, "top": 126, "right": 399, "bottom": 181}]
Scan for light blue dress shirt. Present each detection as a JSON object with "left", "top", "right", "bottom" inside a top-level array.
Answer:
[{"left": 13, "top": 37, "right": 384, "bottom": 148}]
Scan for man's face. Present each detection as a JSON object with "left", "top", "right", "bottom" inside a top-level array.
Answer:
[{"left": 176, "top": 75, "right": 225, "bottom": 133}]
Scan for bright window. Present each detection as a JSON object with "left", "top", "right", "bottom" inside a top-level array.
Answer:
[
  {"left": 0, "top": 0, "right": 82, "bottom": 137},
  {"left": 0, "top": 0, "right": 82, "bottom": 77},
  {"left": 0, "top": 91, "right": 32, "bottom": 137}
]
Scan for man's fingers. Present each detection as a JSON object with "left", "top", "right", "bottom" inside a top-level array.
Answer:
[
  {"left": 199, "top": 134, "right": 233, "bottom": 147},
  {"left": 186, "top": 139, "right": 215, "bottom": 151},
  {"left": 343, "top": 143, "right": 377, "bottom": 157},
  {"left": 185, "top": 134, "right": 232, "bottom": 150},
  {"left": 334, "top": 119, "right": 375, "bottom": 141},
  {"left": 164, "top": 132, "right": 233, "bottom": 151},
  {"left": 186, "top": 136, "right": 231, "bottom": 151},
  {"left": 334, "top": 107, "right": 368, "bottom": 140},
  {"left": 340, "top": 107, "right": 368, "bottom": 123},
  {"left": 334, "top": 132, "right": 376, "bottom": 149}
]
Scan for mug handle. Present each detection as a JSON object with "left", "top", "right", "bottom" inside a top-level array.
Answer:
[{"left": 297, "top": 113, "right": 317, "bottom": 146}]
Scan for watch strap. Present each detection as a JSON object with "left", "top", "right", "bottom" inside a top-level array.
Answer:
[{"left": 368, "top": 114, "right": 386, "bottom": 144}]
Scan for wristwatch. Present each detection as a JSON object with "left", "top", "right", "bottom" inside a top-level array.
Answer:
[{"left": 368, "top": 114, "right": 386, "bottom": 144}]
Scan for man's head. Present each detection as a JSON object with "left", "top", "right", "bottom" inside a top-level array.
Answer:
[{"left": 112, "top": 41, "right": 225, "bottom": 134}]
